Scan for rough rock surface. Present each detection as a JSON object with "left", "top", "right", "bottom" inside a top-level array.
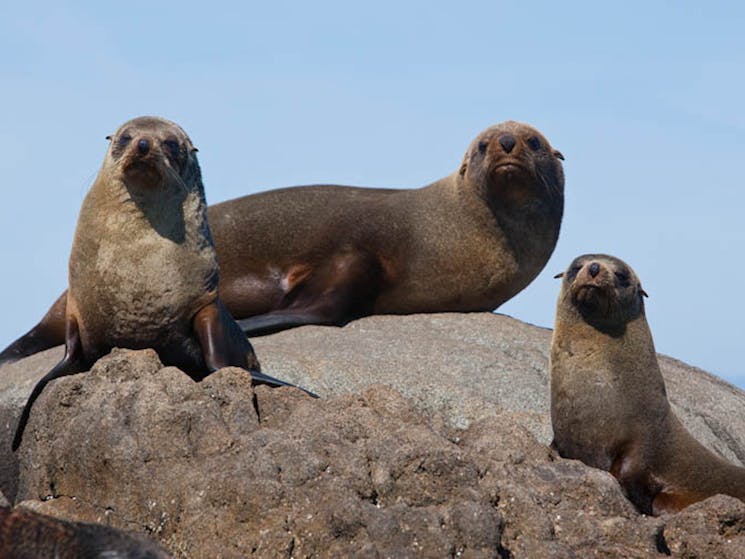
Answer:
[{"left": 1, "top": 313, "right": 744, "bottom": 558}]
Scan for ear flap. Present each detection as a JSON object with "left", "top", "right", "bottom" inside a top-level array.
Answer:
[
  {"left": 458, "top": 160, "right": 467, "bottom": 177},
  {"left": 553, "top": 150, "right": 565, "bottom": 161},
  {"left": 640, "top": 288, "right": 649, "bottom": 298},
  {"left": 105, "top": 135, "right": 112, "bottom": 141},
  {"left": 553, "top": 272, "right": 564, "bottom": 279}
]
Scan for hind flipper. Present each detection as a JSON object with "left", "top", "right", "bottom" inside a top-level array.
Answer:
[{"left": 13, "top": 315, "right": 85, "bottom": 451}]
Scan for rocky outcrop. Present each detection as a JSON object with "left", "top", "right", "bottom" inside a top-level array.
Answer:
[{"left": 2, "top": 313, "right": 744, "bottom": 558}]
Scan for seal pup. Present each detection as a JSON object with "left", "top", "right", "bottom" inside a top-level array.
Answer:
[
  {"left": 0, "top": 120, "right": 565, "bottom": 358},
  {"left": 0, "top": 506, "right": 174, "bottom": 558},
  {"left": 550, "top": 254, "right": 745, "bottom": 514},
  {"left": 12, "top": 116, "right": 311, "bottom": 451}
]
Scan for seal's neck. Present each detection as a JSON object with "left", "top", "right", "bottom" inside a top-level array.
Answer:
[
  {"left": 89, "top": 167, "right": 212, "bottom": 249},
  {"left": 553, "top": 306, "right": 668, "bottom": 403},
  {"left": 453, "top": 172, "right": 563, "bottom": 270}
]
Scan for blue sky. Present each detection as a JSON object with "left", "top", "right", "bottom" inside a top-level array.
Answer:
[{"left": 1, "top": 2, "right": 743, "bottom": 388}]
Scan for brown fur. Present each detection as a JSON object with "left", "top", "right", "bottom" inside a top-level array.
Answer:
[
  {"left": 0, "top": 506, "right": 173, "bottom": 558},
  {"left": 1, "top": 120, "right": 565, "bottom": 358},
  {"left": 12, "top": 116, "right": 307, "bottom": 451},
  {"left": 550, "top": 254, "right": 745, "bottom": 515}
]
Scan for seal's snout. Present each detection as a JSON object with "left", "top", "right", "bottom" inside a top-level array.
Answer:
[
  {"left": 499, "top": 134, "right": 516, "bottom": 153},
  {"left": 588, "top": 262, "right": 600, "bottom": 278},
  {"left": 137, "top": 139, "right": 150, "bottom": 155}
]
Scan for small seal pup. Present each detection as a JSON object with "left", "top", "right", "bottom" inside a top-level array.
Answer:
[
  {"left": 0, "top": 120, "right": 565, "bottom": 358},
  {"left": 550, "top": 254, "right": 745, "bottom": 514},
  {"left": 0, "top": 506, "right": 174, "bottom": 558},
  {"left": 12, "top": 116, "right": 310, "bottom": 451}
]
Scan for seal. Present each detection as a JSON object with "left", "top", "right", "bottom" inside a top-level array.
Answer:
[
  {"left": 550, "top": 254, "right": 745, "bottom": 515},
  {"left": 12, "top": 116, "right": 311, "bottom": 451},
  {"left": 0, "top": 120, "right": 564, "bottom": 358},
  {"left": 0, "top": 506, "right": 174, "bottom": 558}
]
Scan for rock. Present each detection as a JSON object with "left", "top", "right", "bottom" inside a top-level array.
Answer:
[
  {"left": 0, "top": 346, "right": 62, "bottom": 503},
  {"left": 660, "top": 495, "right": 745, "bottom": 558},
  {"left": 0, "top": 504, "right": 174, "bottom": 558},
  {"left": 2, "top": 313, "right": 745, "bottom": 557}
]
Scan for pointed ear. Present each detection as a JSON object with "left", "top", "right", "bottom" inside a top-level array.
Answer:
[
  {"left": 553, "top": 272, "right": 564, "bottom": 279},
  {"left": 459, "top": 161, "right": 467, "bottom": 177},
  {"left": 553, "top": 149, "right": 565, "bottom": 161},
  {"left": 105, "top": 135, "right": 112, "bottom": 141},
  {"left": 640, "top": 288, "right": 649, "bottom": 298}
]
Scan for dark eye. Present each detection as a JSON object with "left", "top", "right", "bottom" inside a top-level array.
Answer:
[
  {"left": 526, "top": 136, "right": 542, "bottom": 151},
  {"left": 164, "top": 139, "right": 180, "bottom": 154},
  {"left": 478, "top": 140, "right": 488, "bottom": 154},
  {"left": 566, "top": 265, "right": 581, "bottom": 282},
  {"left": 118, "top": 134, "right": 132, "bottom": 147},
  {"left": 614, "top": 272, "right": 630, "bottom": 287}
]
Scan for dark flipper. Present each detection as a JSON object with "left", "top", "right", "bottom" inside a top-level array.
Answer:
[
  {"left": 13, "top": 315, "right": 86, "bottom": 451},
  {"left": 0, "top": 291, "right": 68, "bottom": 367},
  {"left": 239, "top": 247, "right": 384, "bottom": 337},
  {"left": 238, "top": 310, "right": 345, "bottom": 337},
  {"left": 193, "top": 300, "right": 318, "bottom": 398}
]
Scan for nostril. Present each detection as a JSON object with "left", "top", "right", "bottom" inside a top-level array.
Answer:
[
  {"left": 589, "top": 263, "right": 600, "bottom": 277},
  {"left": 137, "top": 139, "right": 150, "bottom": 155},
  {"left": 498, "top": 134, "right": 516, "bottom": 153}
]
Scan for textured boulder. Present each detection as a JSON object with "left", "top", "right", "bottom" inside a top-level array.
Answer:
[{"left": 1, "top": 313, "right": 745, "bottom": 557}]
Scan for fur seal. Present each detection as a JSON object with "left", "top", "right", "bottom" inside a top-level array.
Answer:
[
  {"left": 12, "top": 116, "right": 311, "bottom": 451},
  {"left": 0, "top": 120, "right": 564, "bottom": 359},
  {"left": 550, "top": 254, "right": 745, "bottom": 515},
  {"left": 0, "top": 506, "right": 174, "bottom": 558}
]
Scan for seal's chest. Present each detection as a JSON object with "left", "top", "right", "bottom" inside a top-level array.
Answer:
[{"left": 73, "top": 226, "right": 215, "bottom": 332}]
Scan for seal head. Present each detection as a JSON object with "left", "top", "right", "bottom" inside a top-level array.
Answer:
[
  {"left": 459, "top": 120, "right": 564, "bottom": 214},
  {"left": 556, "top": 254, "right": 647, "bottom": 337}
]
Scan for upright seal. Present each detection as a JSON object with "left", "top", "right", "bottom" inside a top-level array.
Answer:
[
  {"left": 1, "top": 120, "right": 565, "bottom": 359},
  {"left": 12, "top": 116, "right": 310, "bottom": 451},
  {"left": 550, "top": 254, "right": 745, "bottom": 514}
]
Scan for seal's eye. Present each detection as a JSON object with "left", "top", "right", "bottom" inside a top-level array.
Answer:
[
  {"left": 614, "top": 272, "right": 630, "bottom": 287},
  {"left": 566, "top": 265, "right": 581, "bottom": 282},
  {"left": 526, "top": 136, "right": 542, "bottom": 151},
  {"left": 117, "top": 134, "right": 132, "bottom": 147},
  {"left": 478, "top": 140, "right": 488, "bottom": 154},
  {"left": 164, "top": 139, "right": 180, "bottom": 154}
]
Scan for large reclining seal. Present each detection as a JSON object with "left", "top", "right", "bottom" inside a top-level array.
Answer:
[
  {"left": 1, "top": 120, "right": 564, "bottom": 360},
  {"left": 12, "top": 116, "right": 308, "bottom": 450},
  {"left": 550, "top": 254, "right": 745, "bottom": 514}
]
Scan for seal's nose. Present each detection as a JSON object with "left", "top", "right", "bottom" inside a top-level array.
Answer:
[
  {"left": 498, "top": 134, "right": 516, "bottom": 153},
  {"left": 588, "top": 262, "right": 600, "bottom": 277},
  {"left": 137, "top": 139, "right": 150, "bottom": 155}
]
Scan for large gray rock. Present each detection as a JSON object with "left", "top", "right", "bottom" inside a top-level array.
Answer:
[{"left": 2, "top": 313, "right": 745, "bottom": 558}]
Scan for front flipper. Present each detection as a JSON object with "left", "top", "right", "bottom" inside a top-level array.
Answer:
[
  {"left": 238, "top": 310, "right": 344, "bottom": 337},
  {"left": 193, "top": 300, "right": 318, "bottom": 398},
  {"left": 13, "top": 316, "right": 86, "bottom": 451}
]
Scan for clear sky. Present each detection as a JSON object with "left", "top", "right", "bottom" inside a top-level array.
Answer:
[{"left": 1, "top": 2, "right": 743, "bottom": 388}]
